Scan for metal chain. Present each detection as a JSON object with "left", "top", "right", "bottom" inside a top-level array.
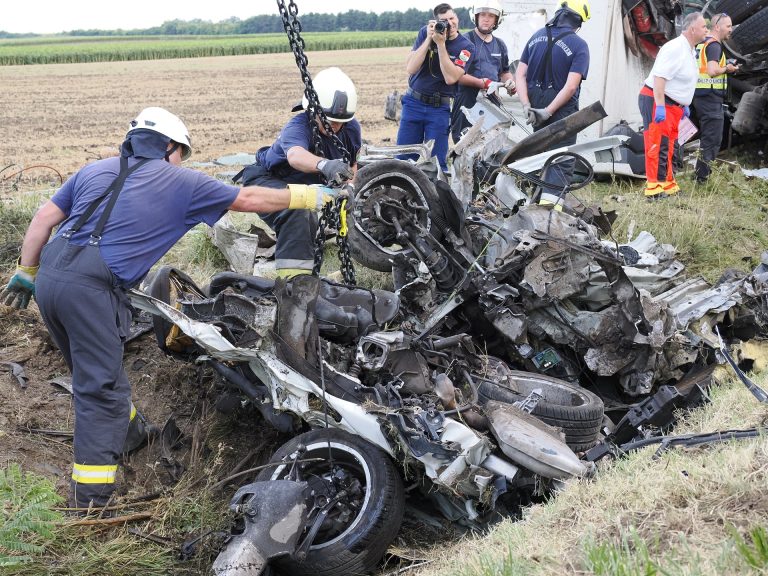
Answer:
[
  {"left": 276, "top": 0, "right": 350, "bottom": 165},
  {"left": 311, "top": 198, "right": 356, "bottom": 285},
  {"left": 277, "top": 0, "right": 355, "bottom": 285},
  {"left": 276, "top": 0, "right": 355, "bottom": 285}
]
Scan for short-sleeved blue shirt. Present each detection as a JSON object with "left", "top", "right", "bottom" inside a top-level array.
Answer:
[
  {"left": 257, "top": 113, "right": 362, "bottom": 185},
  {"left": 51, "top": 156, "right": 239, "bottom": 286},
  {"left": 408, "top": 26, "right": 475, "bottom": 97},
  {"left": 520, "top": 25, "right": 589, "bottom": 100},
  {"left": 462, "top": 30, "right": 510, "bottom": 83}
]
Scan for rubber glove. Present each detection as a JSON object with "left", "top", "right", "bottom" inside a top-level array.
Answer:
[
  {"left": 288, "top": 184, "right": 337, "bottom": 211},
  {"left": 527, "top": 107, "right": 552, "bottom": 127},
  {"left": 317, "top": 158, "right": 353, "bottom": 186},
  {"left": 503, "top": 78, "right": 517, "bottom": 95},
  {"left": 2, "top": 261, "right": 38, "bottom": 310},
  {"left": 683, "top": 105, "right": 690, "bottom": 118},
  {"left": 653, "top": 106, "right": 666, "bottom": 123}
]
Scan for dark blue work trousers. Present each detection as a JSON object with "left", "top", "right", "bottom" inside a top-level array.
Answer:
[
  {"left": 241, "top": 162, "right": 318, "bottom": 273},
  {"left": 35, "top": 237, "right": 132, "bottom": 508},
  {"left": 529, "top": 86, "right": 579, "bottom": 194},
  {"left": 396, "top": 93, "right": 451, "bottom": 172},
  {"left": 692, "top": 91, "right": 725, "bottom": 182}
]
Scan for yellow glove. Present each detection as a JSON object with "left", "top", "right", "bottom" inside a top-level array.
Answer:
[{"left": 288, "top": 184, "right": 337, "bottom": 211}]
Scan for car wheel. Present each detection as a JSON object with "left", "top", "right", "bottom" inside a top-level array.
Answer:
[
  {"left": 256, "top": 428, "right": 404, "bottom": 576},
  {"left": 477, "top": 365, "right": 605, "bottom": 452},
  {"left": 347, "top": 159, "right": 440, "bottom": 272},
  {"left": 714, "top": 0, "right": 768, "bottom": 25}
]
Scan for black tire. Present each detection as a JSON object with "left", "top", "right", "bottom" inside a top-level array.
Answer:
[
  {"left": 731, "top": 6, "right": 768, "bottom": 55},
  {"left": 347, "top": 159, "right": 440, "bottom": 272},
  {"left": 478, "top": 370, "right": 604, "bottom": 452},
  {"left": 714, "top": 0, "right": 768, "bottom": 25},
  {"left": 256, "top": 428, "right": 404, "bottom": 576}
]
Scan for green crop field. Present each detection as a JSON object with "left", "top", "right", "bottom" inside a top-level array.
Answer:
[{"left": 0, "top": 31, "right": 416, "bottom": 65}]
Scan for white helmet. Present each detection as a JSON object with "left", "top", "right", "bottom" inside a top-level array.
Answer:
[
  {"left": 301, "top": 67, "right": 357, "bottom": 123},
  {"left": 128, "top": 107, "right": 192, "bottom": 160},
  {"left": 470, "top": 0, "right": 504, "bottom": 30}
]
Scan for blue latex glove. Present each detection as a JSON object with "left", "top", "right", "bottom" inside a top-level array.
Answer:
[
  {"left": 2, "top": 264, "right": 38, "bottom": 310},
  {"left": 683, "top": 105, "right": 690, "bottom": 118},
  {"left": 653, "top": 106, "right": 666, "bottom": 123}
]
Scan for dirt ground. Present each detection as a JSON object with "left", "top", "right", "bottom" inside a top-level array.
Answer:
[
  {"left": 0, "top": 47, "right": 409, "bottom": 177},
  {"left": 0, "top": 47, "right": 412, "bottom": 506}
]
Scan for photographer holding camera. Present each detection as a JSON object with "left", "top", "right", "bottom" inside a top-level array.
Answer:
[{"left": 396, "top": 3, "right": 474, "bottom": 172}]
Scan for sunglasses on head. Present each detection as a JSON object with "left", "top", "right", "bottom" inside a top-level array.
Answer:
[{"left": 711, "top": 13, "right": 728, "bottom": 27}]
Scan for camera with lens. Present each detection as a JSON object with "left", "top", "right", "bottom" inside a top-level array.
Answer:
[{"left": 434, "top": 19, "right": 451, "bottom": 34}]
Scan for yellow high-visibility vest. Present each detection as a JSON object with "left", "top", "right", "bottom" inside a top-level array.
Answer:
[{"left": 695, "top": 37, "right": 727, "bottom": 91}]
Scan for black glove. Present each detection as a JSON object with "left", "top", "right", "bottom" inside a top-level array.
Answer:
[{"left": 317, "top": 159, "right": 353, "bottom": 186}]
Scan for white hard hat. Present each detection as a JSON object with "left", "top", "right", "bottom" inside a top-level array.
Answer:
[
  {"left": 470, "top": 0, "right": 504, "bottom": 28},
  {"left": 128, "top": 107, "right": 192, "bottom": 160},
  {"left": 301, "top": 67, "right": 357, "bottom": 123}
]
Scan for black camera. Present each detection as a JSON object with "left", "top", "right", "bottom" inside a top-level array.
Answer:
[{"left": 434, "top": 19, "right": 451, "bottom": 34}]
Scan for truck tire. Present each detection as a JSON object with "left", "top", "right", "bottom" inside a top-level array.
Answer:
[
  {"left": 478, "top": 370, "right": 605, "bottom": 452},
  {"left": 347, "top": 160, "right": 440, "bottom": 272},
  {"left": 731, "top": 6, "right": 768, "bottom": 54},
  {"left": 256, "top": 428, "right": 404, "bottom": 576},
  {"left": 714, "top": 0, "right": 768, "bottom": 25}
]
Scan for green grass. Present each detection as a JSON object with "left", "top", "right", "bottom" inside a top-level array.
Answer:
[
  {"left": 0, "top": 32, "right": 416, "bottom": 65},
  {"left": 575, "top": 159, "right": 768, "bottom": 282},
  {"left": 0, "top": 464, "right": 62, "bottom": 570}
]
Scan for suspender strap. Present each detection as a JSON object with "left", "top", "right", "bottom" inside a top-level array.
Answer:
[
  {"left": 535, "top": 27, "right": 575, "bottom": 88},
  {"left": 63, "top": 156, "right": 151, "bottom": 244}
]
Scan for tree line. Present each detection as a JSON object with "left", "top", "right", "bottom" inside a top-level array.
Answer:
[{"left": 1, "top": 9, "right": 474, "bottom": 38}]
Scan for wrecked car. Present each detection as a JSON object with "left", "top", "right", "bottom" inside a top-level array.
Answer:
[
  {"left": 131, "top": 270, "right": 596, "bottom": 575},
  {"left": 131, "top": 140, "right": 768, "bottom": 574}
]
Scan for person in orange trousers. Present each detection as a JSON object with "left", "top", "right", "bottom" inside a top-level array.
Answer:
[{"left": 637, "top": 11, "right": 709, "bottom": 199}]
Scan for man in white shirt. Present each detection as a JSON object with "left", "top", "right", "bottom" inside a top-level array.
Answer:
[{"left": 638, "top": 11, "right": 709, "bottom": 200}]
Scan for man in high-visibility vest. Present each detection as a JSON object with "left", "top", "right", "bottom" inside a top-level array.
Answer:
[{"left": 692, "top": 13, "right": 739, "bottom": 183}]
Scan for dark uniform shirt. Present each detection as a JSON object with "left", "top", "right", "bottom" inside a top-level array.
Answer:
[
  {"left": 51, "top": 157, "right": 238, "bottom": 286},
  {"left": 257, "top": 113, "right": 362, "bottom": 185},
  {"left": 520, "top": 25, "right": 590, "bottom": 104},
  {"left": 408, "top": 25, "right": 475, "bottom": 96}
]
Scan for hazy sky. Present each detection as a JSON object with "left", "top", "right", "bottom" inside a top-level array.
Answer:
[{"left": 4, "top": 1, "right": 447, "bottom": 34}]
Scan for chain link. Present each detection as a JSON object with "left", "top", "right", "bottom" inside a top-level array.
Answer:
[{"left": 276, "top": 0, "right": 356, "bottom": 285}]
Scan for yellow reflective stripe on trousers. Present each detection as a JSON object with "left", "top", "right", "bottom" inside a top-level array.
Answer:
[{"left": 72, "top": 463, "right": 118, "bottom": 484}]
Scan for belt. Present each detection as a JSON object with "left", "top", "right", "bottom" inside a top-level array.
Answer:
[
  {"left": 640, "top": 85, "right": 685, "bottom": 107},
  {"left": 405, "top": 88, "right": 451, "bottom": 107}
]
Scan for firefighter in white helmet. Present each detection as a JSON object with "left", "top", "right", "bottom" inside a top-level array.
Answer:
[
  {"left": 237, "top": 66, "right": 362, "bottom": 279},
  {"left": 515, "top": 0, "right": 591, "bottom": 207},
  {"left": 1, "top": 106, "right": 337, "bottom": 510},
  {"left": 451, "top": 0, "right": 516, "bottom": 144}
]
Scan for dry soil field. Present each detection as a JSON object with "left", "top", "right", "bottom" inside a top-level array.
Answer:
[{"left": 0, "top": 47, "right": 410, "bottom": 178}]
